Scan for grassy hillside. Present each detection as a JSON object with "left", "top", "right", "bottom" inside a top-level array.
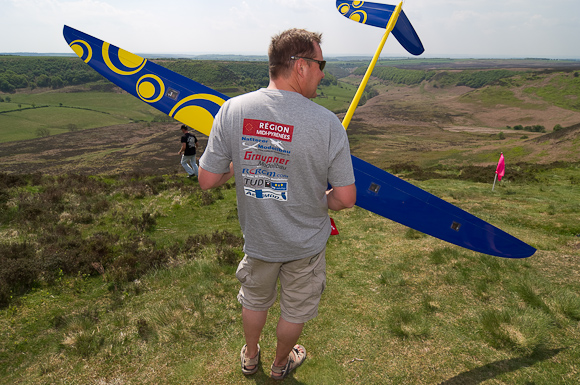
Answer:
[
  {"left": 1, "top": 168, "right": 579, "bottom": 384},
  {"left": 1, "top": 58, "right": 580, "bottom": 383}
]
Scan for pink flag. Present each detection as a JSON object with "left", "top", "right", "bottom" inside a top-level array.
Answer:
[{"left": 495, "top": 153, "right": 505, "bottom": 181}]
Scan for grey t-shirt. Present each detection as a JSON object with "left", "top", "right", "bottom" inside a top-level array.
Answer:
[{"left": 200, "top": 88, "right": 355, "bottom": 262}]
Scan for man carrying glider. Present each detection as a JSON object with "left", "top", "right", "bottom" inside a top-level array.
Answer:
[{"left": 199, "top": 28, "right": 356, "bottom": 379}]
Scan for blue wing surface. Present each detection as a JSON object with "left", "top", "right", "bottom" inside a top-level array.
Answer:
[
  {"left": 336, "top": 1, "right": 425, "bottom": 55},
  {"left": 352, "top": 156, "right": 535, "bottom": 258},
  {"left": 63, "top": 25, "right": 227, "bottom": 136},
  {"left": 62, "top": 25, "right": 535, "bottom": 258}
]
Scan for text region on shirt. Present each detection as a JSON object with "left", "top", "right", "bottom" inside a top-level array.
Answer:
[
  {"left": 241, "top": 137, "right": 291, "bottom": 155},
  {"left": 243, "top": 151, "right": 290, "bottom": 167},
  {"left": 244, "top": 187, "right": 288, "bottom": 201},
  {"left": 242, "top": 168, "right": 289, "bottom": 179},
  {"left": 243, "top": 119, "right": 294, "bottom": 142}
]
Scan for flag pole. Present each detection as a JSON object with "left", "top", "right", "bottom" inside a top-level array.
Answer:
[
  {"left": 342, "top": 1, "right": 404, "bottom": 130},
  {"left": 492, "top": 173, "right": 497, "bottom": 191}
]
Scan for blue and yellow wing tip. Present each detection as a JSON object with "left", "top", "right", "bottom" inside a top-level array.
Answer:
[{"left": 63, "top": 25, "right": 228, "bottom": 136}]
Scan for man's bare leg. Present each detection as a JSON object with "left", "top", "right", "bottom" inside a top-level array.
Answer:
[
  {"left": 273, "top": 318, "right": 304, "bottom": 368},
  {"left": 242, "top": 307, "right": 267, "bottom": 367}
]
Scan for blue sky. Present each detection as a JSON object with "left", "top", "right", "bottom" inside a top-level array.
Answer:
[{"left": 1, "top": 0, "right": 579, "bottom": 58}]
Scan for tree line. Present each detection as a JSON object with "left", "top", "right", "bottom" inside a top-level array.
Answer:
[
  {"left": 160, "top": 59, "right": 270, "bottom": 92},
  {"left": 0, "top": 56, "right": 269, "bottom": 93},
  {"left": 0, "top": 56, "right": 267, "bottom": 94},
  {"left": 0, "top": 55, "right": 341, "bottom": 95},
  {"left": 0, "top": 56, "right": 104, "bottom": 92}
]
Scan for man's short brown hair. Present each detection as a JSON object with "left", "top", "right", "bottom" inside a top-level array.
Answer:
[{"left": 268, "top": 28, "right": 322, "bottom": 79}]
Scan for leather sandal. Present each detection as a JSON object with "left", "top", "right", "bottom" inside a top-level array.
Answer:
[
  {"left": 270, "top": 344, "right": 307, "bottom": 380},
  {"left": 240, "top": 344, "right": 260, "bottom": 375}
]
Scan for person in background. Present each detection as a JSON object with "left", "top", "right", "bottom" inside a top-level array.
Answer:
[
  {"left": 178, "top": 124, "right": 198, "bottom": 178},
  {"left": 198, "top": 28, "right": 356, "bottom": 380}
]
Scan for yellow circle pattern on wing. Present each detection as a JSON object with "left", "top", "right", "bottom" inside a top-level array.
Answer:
[
  {"left": 174, "top": 106, "right": 215, "bottom": 137},
  {"left": 136, "top": 74, "right": 165, "bottom": 103},
  {"left": 350, "top": 10, "right": 368, "bottom": 24},
  {"left": 169, "top": 94, "right": 227, "bottom": 136},
  {"left": 337, "top": 2, "right": 368, "bottom": 24},
  {"left": 69, "top": 40, "right": 92, "bottom": 63},
  {"left": 338, "top": 3, "right": 350, "bottom": 15},
  {"left": 103, "top": 43, "right": 147, "bottom": 75}
]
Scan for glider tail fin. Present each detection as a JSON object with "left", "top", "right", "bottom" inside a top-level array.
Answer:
[
  {"left": 341, "top": 1, "right": 403, "bottom": 129},
  {"left": 336, "top": 0, "right": 424, "bottom": 56}
]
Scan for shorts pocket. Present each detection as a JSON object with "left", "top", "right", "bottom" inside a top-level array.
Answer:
[
  {"left": 236, "top": 259, "right": 252, "bottom": 285},
  {"left": 310, "top": 259, "right": 326, "bottom": 296}
]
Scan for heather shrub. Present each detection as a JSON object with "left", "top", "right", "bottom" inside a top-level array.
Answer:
[
  {"left": 0, "top": 173, "right": 242, "bottom": 307},
  {"left": 0, "top": 242, "right": 39, "bottom": 306}
]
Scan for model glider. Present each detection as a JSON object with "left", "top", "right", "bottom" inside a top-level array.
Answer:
[{"left": 62, "top": 25, "right": 535, "bottom": 258}]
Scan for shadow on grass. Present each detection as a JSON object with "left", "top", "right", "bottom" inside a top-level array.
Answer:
[{"left": 439, "top": 348, "right": 564, "bottom": 385}]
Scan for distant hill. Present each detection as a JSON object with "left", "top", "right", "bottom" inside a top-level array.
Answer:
[{"left": 2, "top": 57, "right": 580, "bottom": 173}]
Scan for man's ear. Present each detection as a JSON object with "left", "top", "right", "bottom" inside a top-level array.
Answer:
[{"left": 296, "top": 62, "right": 305, "bottom": 78}]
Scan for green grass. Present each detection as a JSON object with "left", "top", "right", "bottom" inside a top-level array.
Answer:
[
  {"left": 458, "top": 71, "right": 580, "bottom": 113},
  {"left": 315, "top": 81, "right": 358, "bottom": 112},
  {"left": 149, "top": 186, "right": 241, "bottom": 247},
  {"left": 0, "top": 106, "right": 130, "bottom": 142},
  {"left": 0, "top": 91, "right": 160, "bottom": 143},
  {"left": 1, "top": 169, "right": 580, "bottom": 384},
  {"left": 460, "top": 87, "right": 546, "bottom": 110},
  {"left": 524, "top": 73, "right": 580, "bottom": 111}
]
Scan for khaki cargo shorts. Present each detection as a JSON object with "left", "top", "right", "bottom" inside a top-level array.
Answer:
[{"left": 235, "top": 249, "right": 326, "bottom": 324}]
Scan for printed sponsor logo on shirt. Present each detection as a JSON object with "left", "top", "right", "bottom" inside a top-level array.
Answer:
[
  {"left": 242, "top": 168, "right": 289, "bottom": 179},
  {"left": 244, "top": 178, "right": 287, "bottom": 191},
  {"left": 244, "top": 187, "right": 288, "bottom": 201},
  {"left": 270, "top": 182, "right": 287, "bottom": 191},
  {"left": 244, "top": 151, "right": 290, "bottom": 166},
  {"left": 243, "top": 119, "right": 294, "bottom": 142},
  {"left": 241, "top": 137, "right": 291, "bottom": 155},
  {"left": 258, "top": 161, "right": 287, "bottom": 170}
]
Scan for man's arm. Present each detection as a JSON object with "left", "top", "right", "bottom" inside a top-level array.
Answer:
[
  {"left": 178, "top": 143, "right": 186, "bottom": 155},
  {"left": 326, "top": 183, "right": 356, "bottom": 211},
  {"left": 199, "top": 163, "right": 234, "bottom": 190}
]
